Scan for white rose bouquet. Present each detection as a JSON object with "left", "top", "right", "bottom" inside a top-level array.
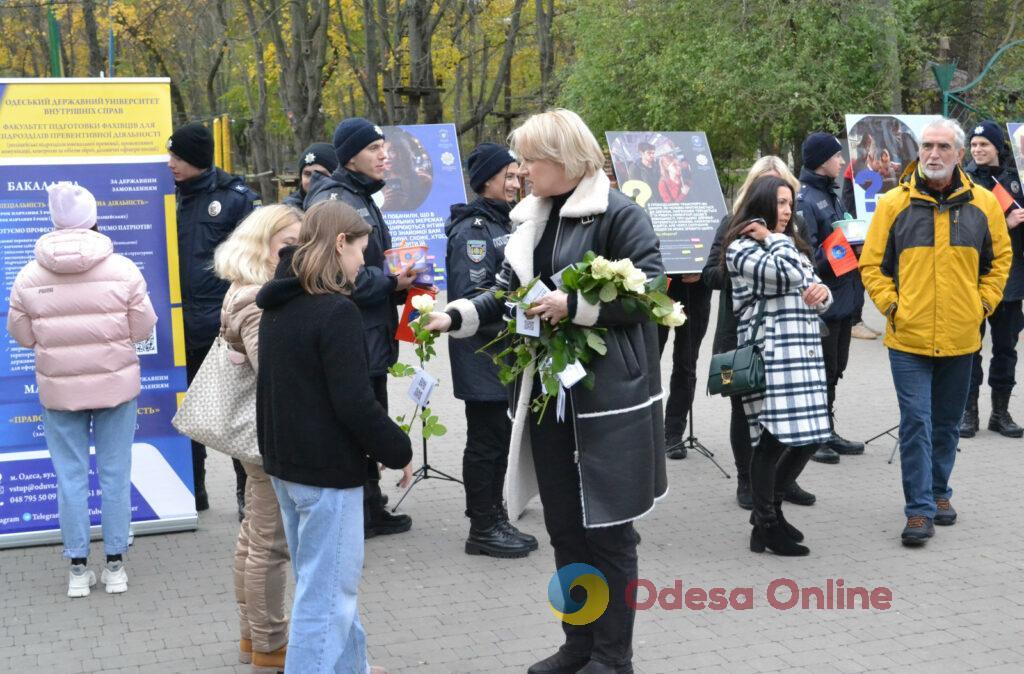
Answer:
[{"left": 481, "top": 251, "right": 686, "bottom": 421}]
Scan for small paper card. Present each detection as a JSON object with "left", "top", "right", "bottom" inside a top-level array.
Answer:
[
  {"left": 550, "top": 264, "right": 574, "bottom": 290},
  {"left": 557, "top": 359, "right": 587, "bottom": 389},
  {"left": 407, "top": 367, "right": 439, "bottom": 408},
  {"left": 516, "top": 280, "right": 551, "bottom": 337}
]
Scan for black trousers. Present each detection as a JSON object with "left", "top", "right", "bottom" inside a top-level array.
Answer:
[
  {"left": 529, "top": 382, "right": 637, "bottom": 667},
  {"left": 821, "top": 317, "right": 853, "bottom": 411},
  {"left": 657, "top": 280, "right": 713, "bottom": 439},
  {"left": 463, "top": 400, "right": 511, "bottom": 518},
  {"left": 186, "top": 344, "right": 246, "bottom": 497},
  {"left": 729, "top": 395, "right": 752, "bottom": 481},
  {"left": 970, "top": 300, "right": 1024, "bottom": 398},
  {"left": 749, "top": 429, "right": 816, "bottom": 525},
  {"left": 364, "top": 375, "right": 389, "bottom": 509}
]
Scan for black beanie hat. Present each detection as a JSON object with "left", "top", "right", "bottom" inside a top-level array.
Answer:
[
  {"left": 968, "top": 120, "right": 1005, "bottom": 153},
  {"left": 467, "top": 143, "right": 517, "bottom": 193},
  {"left": 332, "top": 118, "right": 385, "bottom": 167},
  {"left": 167, "top": 123, "right": 214, "bottom": 170},
  {"left": 299, "top": 142, "right": 340, "bottom": 175},
  {"left": 802, "top": 132, "right": 843, "bottom": 171}
]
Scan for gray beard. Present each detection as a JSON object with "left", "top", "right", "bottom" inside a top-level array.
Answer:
[{"left": 921, "top": 164, "right": 954, "bottom": 181}]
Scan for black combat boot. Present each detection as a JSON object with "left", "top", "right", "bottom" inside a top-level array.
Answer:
[
  {"left": 988, "top": 390, "right": 1024, "bottom": 438},
  {"left": 364, "top": 481, "right": 412, "bottom": 538},
  {"left": 496, "top": 504, "right": 539, "bottom": 551},
  {"left": 465, "top": 511, "right": 532, "bottom": 558}
]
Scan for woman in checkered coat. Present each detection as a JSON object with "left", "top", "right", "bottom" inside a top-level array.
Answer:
[{"left": 724, "top": 176, "right": 832, "bottom": 556}]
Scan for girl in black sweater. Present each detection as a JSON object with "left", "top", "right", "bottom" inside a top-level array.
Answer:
[{"left": 256, "top": 199, "right": 411, "bottom": 674}]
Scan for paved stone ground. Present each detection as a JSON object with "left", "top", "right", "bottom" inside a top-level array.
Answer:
[{"left": 3, "top": 296, "right": 1024, "bottom": 673}]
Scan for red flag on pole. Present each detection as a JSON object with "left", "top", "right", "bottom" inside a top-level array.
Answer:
[
  {"left": 992, "top": 182, "right": 1020, "bottom": 214},
  {"left": 823, "top": 228, "right": 859, "bottom": 277},
  {"left": 395, "top": 286, "right": 436, "bottom": 343}
]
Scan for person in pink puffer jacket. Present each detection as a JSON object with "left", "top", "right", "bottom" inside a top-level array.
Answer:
[{"left": 7, "top": 182, "right": 157, "bottom": 598}]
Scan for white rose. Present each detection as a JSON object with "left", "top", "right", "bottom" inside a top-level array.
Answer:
[
  {"left": 623, "top": 269, "right": 648, "bottom": 294},
  {"left": 590, "top": 256, "right": 612, "bottom": 280},
  {"left": 663, "top": 302, "right": 687, "bottom": 328},
  {"left": 610, "top": 258, "right": 636, "bottom": 278},
  {"left": 411, "top": 294, "right": 436, "bottom": 314}
]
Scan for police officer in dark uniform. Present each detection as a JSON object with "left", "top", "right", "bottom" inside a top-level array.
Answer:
[
  {"left": 304, "top": 118, "right": 418, "bottom": 538},
  {"left": 282, "top": 142, "right": 338, "bottom": 209},
  {"left": 961, "top": 120, "right": 1024, "bottom": 438},
  {"left": 168, "top": 122, "right": 260, "bottom": 515},
  {"left": 445, "top": 143, "right": 537, "bottom": 558},
  {"left": 797, "top": 132, "right": 866, "bottom": 466}
]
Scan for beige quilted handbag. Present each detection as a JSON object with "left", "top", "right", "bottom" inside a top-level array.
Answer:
[{"left": 172, "top": 336, "right": 261, "bottom": 464}]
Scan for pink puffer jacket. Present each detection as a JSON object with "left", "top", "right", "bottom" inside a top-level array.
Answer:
[{"left": 6, "top": 229, "right": 158, "bottom": 411}]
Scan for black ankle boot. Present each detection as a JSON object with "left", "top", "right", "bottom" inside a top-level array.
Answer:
[
  {"left": 959, "top": 394, "right": 980, "bottom": 438},
  {"left": 665, "top": 435, "right": 686, "bottom": 460},
  {"left": 364, "top": 496, "right": 412, "bottom": 538},
  {"left": 528, "top": 649, "right": 590, "bottom": 674},
  {"left": 465, "top": 512, "right": 533, "bottom": 558},
  {"left": 989, "top": 390, "right": 1024, "bottom": 438},
  {"left": 750, "top": 523, "right": 809, "bottom": 556},
  {"left": 496, "top": 504, "right": 539, "bottom": 551}
]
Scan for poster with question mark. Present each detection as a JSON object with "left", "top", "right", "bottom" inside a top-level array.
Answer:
[
  {"left": 844, "top": 114, "right": 941, "bottom": 221},
  {"left": 606, "top": 131, "right": 727, "bottom": 274}
]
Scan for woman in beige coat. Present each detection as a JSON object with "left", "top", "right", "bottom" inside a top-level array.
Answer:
[{"left": 213, "top": 204, "right": 302, "bottom": 672}]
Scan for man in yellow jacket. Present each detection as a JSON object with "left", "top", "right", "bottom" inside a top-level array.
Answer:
[{"left": 861, "top": 118, "right": 1011, "bottom": 547}]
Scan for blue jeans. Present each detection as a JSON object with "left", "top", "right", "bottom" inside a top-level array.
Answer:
[
  {"left": 888, "top": 350, "right": 972, "bottom": 518},
  {"left": 271, "top": 478, "right": 368, "bottom": 674},
  {"left": 41, "top": 398, "right": 138, "bottom": 558}
]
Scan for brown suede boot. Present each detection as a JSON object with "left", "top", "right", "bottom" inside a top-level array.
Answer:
[
  {"left": 252, "top": 645, "right": 286, "bottom": 673},
  {"left": 239, "top": 638, "right": 252, "bottom": 664}
]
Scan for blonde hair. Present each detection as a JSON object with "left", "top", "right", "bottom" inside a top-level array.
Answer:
[
  {"left": 214, "top": 204, "right": 302, "bottom": 285},
  {"left": 733, "top": 156, "right": 800, "bottom": 211},
  {"left": 292, "top": 200, "right": 371, "bottom": 295},
  {"left": 508, "top": 108, "right": 605, "bottom": 181}
]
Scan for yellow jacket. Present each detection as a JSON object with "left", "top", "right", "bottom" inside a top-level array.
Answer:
[{"left": 861, "top": 161, "right": 1011, "bottom": 357}]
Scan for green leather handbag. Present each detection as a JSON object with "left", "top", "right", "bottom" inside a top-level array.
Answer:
[{"left": 707, "top": 299, "right": 767, "bottom": 397}]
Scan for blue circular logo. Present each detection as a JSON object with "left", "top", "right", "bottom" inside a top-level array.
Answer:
[
  {"left": 548, "top": 563, "right": 609, "bottom": 626},
  {"left": 21, "top": 513, "right": 32, "bottom": 522},
  {"left": 831, "top": 245, "right": 846, "bottom": 260}
]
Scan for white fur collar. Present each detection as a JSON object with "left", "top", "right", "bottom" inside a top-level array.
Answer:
[{"left": 504, "top": 171, "right": 611, "bottom": 283}]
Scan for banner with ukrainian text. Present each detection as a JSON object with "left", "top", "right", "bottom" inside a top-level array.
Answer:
[
  {"left": 0, "top": 78, "right": 194, "bottom": 549},
  {"left": 379, "top": 123, "right": 466, "bottom": 289}
]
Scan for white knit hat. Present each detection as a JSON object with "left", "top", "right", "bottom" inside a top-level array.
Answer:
[{"left": 47, "top": 182, "right": 97, "bottom": 230}]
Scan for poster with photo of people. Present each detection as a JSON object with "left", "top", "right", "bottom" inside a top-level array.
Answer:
[
  {"left": 378, "top": 123, "right": 466, "bottom": 289},
  {"left": 1009, "top": 123, "right": 1024, "bottom": 179},
  {"left": 606, "top": 131, "right": 727, "bottom": 274},
  {"left": 844, "top": 114, "right": 940, "bottom": 218}
]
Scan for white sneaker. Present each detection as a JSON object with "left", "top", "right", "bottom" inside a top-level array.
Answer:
[
  {"left": 68, "top": 564, "right": 96, "bottom": 598},
  {"left": 101, "top": 561, "right": 128, "bottom": 594},
  {"left": 851, "top": 322, "right": 878, "bottom": 340}
]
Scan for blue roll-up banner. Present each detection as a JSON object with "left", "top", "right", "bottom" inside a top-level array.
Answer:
[
  {"left": 0, "top": 78, "right": 196, "bottom": 549},
  {"left": 379, "top": 123, "right": 466, "bottom": 289}
]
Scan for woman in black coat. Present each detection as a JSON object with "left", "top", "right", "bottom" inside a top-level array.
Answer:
[
  {"left": 427, "top": 109, "right": 666, "bottom": 674},
  {"left": 256, "top": 200, "right": 411, "bottom": 674}
]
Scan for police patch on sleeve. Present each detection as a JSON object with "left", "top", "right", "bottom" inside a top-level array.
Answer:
[{"left": 467, "top": 239, "right": 487, "bottom": 263}]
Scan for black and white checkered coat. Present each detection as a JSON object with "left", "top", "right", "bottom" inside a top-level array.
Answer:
[{"left": 726, "top": 233, "right": 832, "bottom": 449}]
